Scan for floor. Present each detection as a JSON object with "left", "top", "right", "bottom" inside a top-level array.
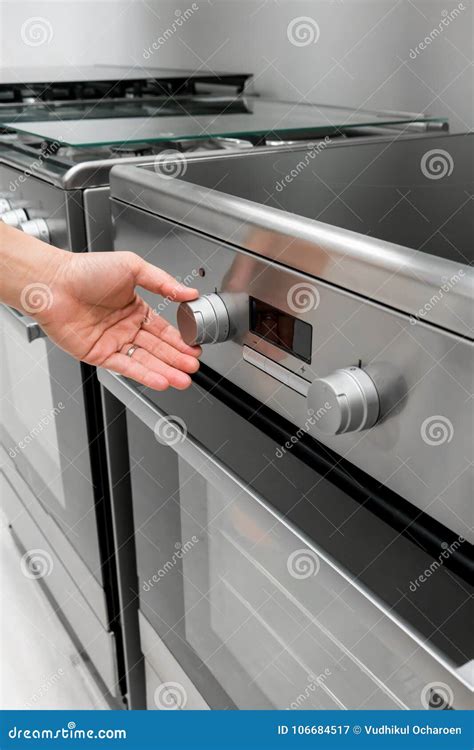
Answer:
[{"left": 0, "top": 511, "right": 109, "bottom": 710}]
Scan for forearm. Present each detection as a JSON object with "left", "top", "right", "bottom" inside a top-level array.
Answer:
[{"left": 0, "top": 222, "right": 69, "bottom": 316}]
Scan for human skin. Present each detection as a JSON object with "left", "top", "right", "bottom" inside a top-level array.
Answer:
[{"left": 0, "top": 221, "right": 201, "bottom": 390}]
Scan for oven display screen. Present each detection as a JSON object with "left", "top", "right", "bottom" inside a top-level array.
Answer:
[{"left": 249, "top": 297, "right": 312, "bottom": 363}]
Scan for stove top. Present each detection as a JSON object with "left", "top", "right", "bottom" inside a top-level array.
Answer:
[{"left": 0, "top": 98, "right": 447, "bottom": 149}]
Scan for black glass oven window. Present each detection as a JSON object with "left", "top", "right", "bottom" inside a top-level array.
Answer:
[{"left": 249, "top": 297, "right": 312, "bottom": 363}]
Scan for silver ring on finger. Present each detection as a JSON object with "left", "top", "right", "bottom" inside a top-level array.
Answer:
[{"left": 126, "top": 345, "right": 138, "bottom": 358}]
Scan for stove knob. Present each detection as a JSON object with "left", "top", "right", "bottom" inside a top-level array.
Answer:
[
  {"left": 0, "top": 208, "right": 29, "bottom": 227},
  {"left": 307, "top": 366, "right": 380, "bottom": 435},
  {"left": 0, "top": 198, "right": 13, "bottom": 214},
  {"left": 177, "top": 293, "right": 230, "bottom": 346},
  {"left": 19, "top": 219, "right": 50, "bottom": 244}
]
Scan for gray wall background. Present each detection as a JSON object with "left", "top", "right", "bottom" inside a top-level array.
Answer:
[{"left": 1, "top": 0, "right": 472, "bottom": 132}]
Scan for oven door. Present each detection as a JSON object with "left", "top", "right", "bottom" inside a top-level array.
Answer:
[
  {"left": 98, "top": 367, "right": 473, "bottom": 711},
  {"left": 0, "top": 303, "right": 105, "bottom": 577}
]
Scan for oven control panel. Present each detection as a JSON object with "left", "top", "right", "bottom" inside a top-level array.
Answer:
[{"left": 178, "top": 294, "right": 382, "bottom": 435}]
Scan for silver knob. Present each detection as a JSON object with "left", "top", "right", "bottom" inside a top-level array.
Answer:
[
  {"left": 19, "top": 219, "right": 50, "bottom": 244},
  {"left": 1, "top": 208, "right": 29, "bottom": 227},
  {"left": 0, "top": 198, "right": 12, "bottom": 214},
  {"left": 177, "top": 293, "right": 230, "bottom": 346},
  {"left": 307, "top": 366, "right": 380, "bottom": 435}
]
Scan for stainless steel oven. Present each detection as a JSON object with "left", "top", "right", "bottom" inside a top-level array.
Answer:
[
  {"left": 99, "top": 131, "right": 473, "bottom": 710},
  {"left": 98, "top": 363, "right": 472, "bottom": 711},
  {"left": 0, "top": 171, "right": 125, "bottom": 705}
]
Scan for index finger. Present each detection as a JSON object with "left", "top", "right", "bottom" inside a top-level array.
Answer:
[{"left": 134, "top": 256, "right": 199, "bottom": 302}]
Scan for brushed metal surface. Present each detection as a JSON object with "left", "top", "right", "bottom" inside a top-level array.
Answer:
[
  {"left": 98, "top": 369, "right": 473, "bottom": 709},
  {"left": 111, "top": 206, "right": 473, "bottom": 542},
  {"left": 110, "top": 133, "right": 473, "bottom": 338}
]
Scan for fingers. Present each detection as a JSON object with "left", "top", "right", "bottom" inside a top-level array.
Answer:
[
  {"left": 135, "top": 329, "right": 200, "bottom": 374},
  {"left": 103, "top": 352, "right": 170, "bottom": 391},
  {"left": 119, "top": 344, "right": 193, "bottom": 389},
  {"left": 143, "top": 313, "right": 202, "bottom": 357},
  {"left": 130, "top": 254, "right": 199, "bottom": 302}
]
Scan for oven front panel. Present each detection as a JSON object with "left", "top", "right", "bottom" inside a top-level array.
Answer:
[
  {"left": 112, "top": 203, "right": 473, "bottom": 543},
  {"left": 99, "top": 368, "right": 473, "bottom": 711}
]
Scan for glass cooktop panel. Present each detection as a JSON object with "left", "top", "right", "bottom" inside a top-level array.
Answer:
[
  {"left": 0, "top": 99, "right": 446, "bottom": 147},
  {"left": 0, "top": 96, "right": 251, "bottom": 124}
]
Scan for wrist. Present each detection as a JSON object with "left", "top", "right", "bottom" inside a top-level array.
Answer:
[{"left": 0, "top": 221, "right": 71, "bottom": 321}]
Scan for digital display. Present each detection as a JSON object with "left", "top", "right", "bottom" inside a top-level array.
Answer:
[{"left": 249, "top": 297, "right": 312, "bottom": 363}]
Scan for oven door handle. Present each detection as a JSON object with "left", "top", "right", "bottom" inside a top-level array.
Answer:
[
  {"left": 98, "top": 367, "right": 472, "bottom": 705},
  {"left": 1, "top": 304, "right": 47, "bottom": 343}
]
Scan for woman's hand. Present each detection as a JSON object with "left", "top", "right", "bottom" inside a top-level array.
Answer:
[{"left": 0, "top": 223, "right": 201, "bottom": 390}]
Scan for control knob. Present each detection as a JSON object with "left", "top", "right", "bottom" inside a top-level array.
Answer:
[
  {"left": 0, "top": 198, "right": 13, "bottom": 214},
  {"left": 177, "top": 293, "right": 230, "bottom": 346},
  {"left": 19, "top": 219, "right": 50, "bottom": 244},
  {"left": 0, "top": 208, "right": 29, "bottom": 227},
  {"left": 308, "top": 366, "right": 380, "bottom": 435}
]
